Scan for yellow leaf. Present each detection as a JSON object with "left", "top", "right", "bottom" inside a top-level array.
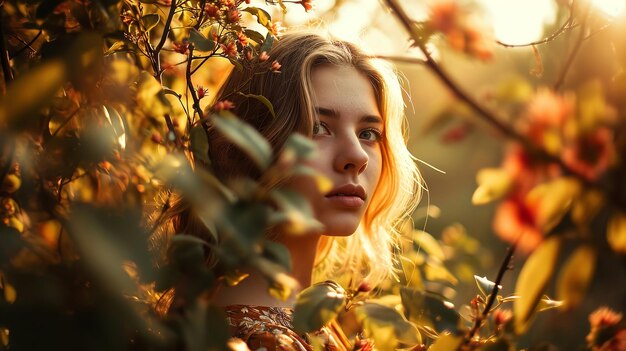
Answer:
[
  {"left": 556, "top": 245, "right": 596, "bottom": 310},
  {"left": 428, "top": 333, "right": 463, "bottom": 351},
  {"left": 571, "top": 190, "right": 604, "bottom": 229},
  {"left": 413, "top": 230, "right": 445, "bottom": 261},
  {"left": 526, "top": 177, "right": 581, "bottom": 233},
  {"left": 514, "top": 236, "right": 561, "bottom": 334},
  {"left": 0, "top": 328, "right": 8, "bottom": 347},
  {"left": 3, "top": 283, "right": 16, "bottom": 304},
  {"left": 607, "top": 211, "right": 626, "bottom": 254},
  {"left": 472, "top": 168, "right": 513, "bottom": 205},
  {"left": 136, "top": 71, "right": 172, "bottom": 118}
]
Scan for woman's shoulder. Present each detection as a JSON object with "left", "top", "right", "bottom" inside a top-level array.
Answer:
[{"left": 224, "top": 304, "right": 352, "bottom": 351}]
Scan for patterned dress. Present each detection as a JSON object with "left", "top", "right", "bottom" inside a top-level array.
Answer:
[{"left": 224, "top": 304, "right": 354, "bottom": 351}]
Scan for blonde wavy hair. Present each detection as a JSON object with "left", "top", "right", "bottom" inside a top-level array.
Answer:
[{"left": 162, "top": 32, "right": 422, "bottom": 289}]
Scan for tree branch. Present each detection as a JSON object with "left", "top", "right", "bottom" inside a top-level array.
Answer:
[
  {"left": 155, "top": 0, "right": 178, "bottom": 54},
  {"left": 383, "top": 0, "right": 529, "bottom": 145},
  {"left": 186, "top": 44, "right": 205, "bottom": 120},
  {"left": 458, "top": 243, "right": 517, "bottom": 350}
]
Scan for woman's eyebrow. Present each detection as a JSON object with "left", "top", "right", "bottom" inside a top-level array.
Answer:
[{"left": 315, "top": 107, "right": 382, "bottom": 124}]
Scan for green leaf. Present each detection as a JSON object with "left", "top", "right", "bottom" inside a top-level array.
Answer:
[
  {"left": 244, "top": 29, "right": 266, "bottom": 45},
  {"left": 141, "top": 13, "right": 160, "bottom": 31},
  {"left": 0, "top": 60, "right": 66, "bottom": 129},
  {"left": 211, "top": 111, "right": 272, "bottom": 170},
  {"left": 189, "top": 29, "right": 216, "bottom": 52},
  {"left": 190, "top": 124, "right": 210, "bottom": 166},
  {"left": 169, "top": 235, "right": 208, "bottom": 268},
  {"left": 242, "top": 7, "right": 272, "bottom": 28},
  {"left": 284, "top": 133, "right": 317, "bottom": 160},
  {"left": 400, "top": 287, "right": 461, "bottom": 334},
  {"left": 269, "top": 189, "right": 322, "bottom": 234},
  {"left": 513, "top": 236, "right": 561, "bottom": 334},
  {"left": 261, "top": 240, "right": 292, "bottom": 272},
  {"left": 292, "top": 281, "right": 346, "bottom": 334},
  {"left": 237, "top": 92, "right": 276, "bottom": 119},
  {"left": 355, "top": 303, "right": 421, "bottom": 351},
  {"left": 260, "top": 32, "right": 275, "bottom": 53},
  {"left": 556, "top": 245, "right": 596, "bottom": 310}
]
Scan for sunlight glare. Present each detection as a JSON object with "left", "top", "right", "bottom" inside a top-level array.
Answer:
[
  {"left": 478, "top": 0, "right": 557, "bottom": 45},
  {"left": 592, "top": 0, "right": 626, "bottom": 17}
]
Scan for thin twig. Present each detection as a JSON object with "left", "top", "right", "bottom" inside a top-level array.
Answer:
[
  {"left": 383, "top": 0, "right": 528, "bottom": 145},
  {"left": 496, "top": 15, "right": 575, "bottom": 48},
  {"left": 50, "top": 109, "right": 80, "bottom": 138},
  {"left": 155, "top": 0, "right": 178, "bottom": 54},
  {"left": 383, "top": 0, "right": 604, "bottom": 190},
  {"left": 9, "top": 30, "right": 42, "bottom": 59},
  {"left": 0, "top": 2, "right": 14, "bottom": 83},
  {"left": 371, "top": 55, "right": 426, "bottom": 65},
  {"left": 458, "top": 243, "right": 517, "bottom": 350},
  {"left": 554, "top": 3, "right": 591, "bottom": 91}
]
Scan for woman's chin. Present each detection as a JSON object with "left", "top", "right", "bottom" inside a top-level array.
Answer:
[{"left": 321, "top": 222, "right": 360, "bottom": 237}]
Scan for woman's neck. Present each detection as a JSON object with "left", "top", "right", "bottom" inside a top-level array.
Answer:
[{"left": 211, "top": 233, "right": 321, "bottom": 308}]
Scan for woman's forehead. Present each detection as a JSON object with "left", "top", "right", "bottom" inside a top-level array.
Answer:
[{"left": 310, "top": 66, "right": 382, "bottom": 119}]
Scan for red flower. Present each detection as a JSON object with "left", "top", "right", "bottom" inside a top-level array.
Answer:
[
  {"left": 301, "top": 0, "right": 313, "bottom": 11},
  {"left": 204, "top": 4, "right": 221, "bottom": 18},
  {"left": 228, "top": 9, "right": 240, "bottom": 23},
  {"left": 197, "top": 86, "right": 207, "bottom": 99},
  {"left": 172, "top": 41, "right": 189, "bottom": 55},
  {"left": 562, "top": 127, "right": 615, "bottom": 181},
  {"left": 587, "top": 307, "right": 626, "bottom": 351},
  {"left": 427, "top": 0, "right": 493, "bottom": 60},
  {"left": 237, "top": 32, "right": 248, "bottom": 46},
  {"left": 221, "top": 42, "right": 238, "bottom": 58},
  {"left": 493, "top": 198, "right": 542, "bottom": 254}
]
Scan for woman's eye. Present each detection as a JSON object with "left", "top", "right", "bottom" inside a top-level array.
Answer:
[
  {"left": 359, "top": 129, "right": 382, "bottom": 142},
  {"left": 313, "top": 122, "right": 331, "bottom": 136}
]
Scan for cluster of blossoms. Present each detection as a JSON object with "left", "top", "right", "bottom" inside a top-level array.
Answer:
[
  {"left": 481, "top": 86, "right": 617, "bottom": 253},
  {"left": 587, "top": 307, "right": 626, "bottom": 351},
  {"left": 426, "top": 0, "right": 493, "bottom": 60}
]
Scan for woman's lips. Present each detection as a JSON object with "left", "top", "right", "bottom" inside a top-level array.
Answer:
[{"left": 325, "top": 194, "right": 365, "bottom": 208}]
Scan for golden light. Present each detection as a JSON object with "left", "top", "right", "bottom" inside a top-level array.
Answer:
[
  {"left": 591, "top": 0, "right": 626, "bottom": 17},
  {"left": 478, "top": 0, "right": 557, "bottom": 45}
]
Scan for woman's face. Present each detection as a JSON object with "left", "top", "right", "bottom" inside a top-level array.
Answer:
[{"left": 286, "top": 65, "right": 384, "bottom": 236}]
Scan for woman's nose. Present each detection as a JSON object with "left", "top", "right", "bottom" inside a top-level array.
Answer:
[{"left": 334, "top": 135, "right": 369, "bottom": 175}]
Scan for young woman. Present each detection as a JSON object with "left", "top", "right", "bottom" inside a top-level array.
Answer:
[{"left": 163, "top": 32, "right": 422, "bottom": 350}]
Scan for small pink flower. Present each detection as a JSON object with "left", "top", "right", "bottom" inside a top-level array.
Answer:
[
  {"left": 270, "top": 60, "right": 281, "bottom": 72},
  {"left": 259, "top": 51, "right": 270, "bottom": 62},
  {"left": 213, "top": 100, "right": 235, "bottom": 112}
]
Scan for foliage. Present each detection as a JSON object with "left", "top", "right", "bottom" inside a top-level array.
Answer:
[{"left": 0, "top": 0, "right": 625, "bottom": 350}]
